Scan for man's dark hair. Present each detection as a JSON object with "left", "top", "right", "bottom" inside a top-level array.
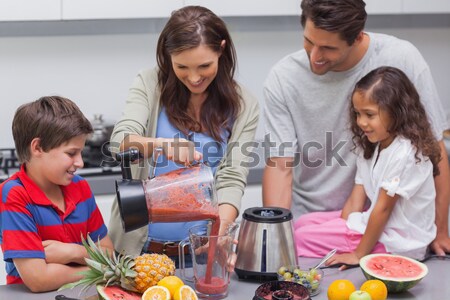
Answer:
[{"left": 301, "top": 0, "right": 367, "bottom": 45}]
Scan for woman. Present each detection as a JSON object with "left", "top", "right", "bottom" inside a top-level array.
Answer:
[{"left": 108, "top": 6, "right": 259, "bottom": 262}]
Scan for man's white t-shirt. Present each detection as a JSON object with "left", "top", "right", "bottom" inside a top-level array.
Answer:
[{"left": 264, "top": 32, "right": 448, "bottom": 219}]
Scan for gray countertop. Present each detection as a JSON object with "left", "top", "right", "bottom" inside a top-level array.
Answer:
[{"left": 1, "top": 257, "right": 448, "bottom": 300}]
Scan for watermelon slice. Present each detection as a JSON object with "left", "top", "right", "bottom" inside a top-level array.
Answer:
[
  {"left": 96, "top": 285, "right": 142, "bottom": 300},
  {"left": 359, "top": 254, "right": 428, "bottom": 293}
]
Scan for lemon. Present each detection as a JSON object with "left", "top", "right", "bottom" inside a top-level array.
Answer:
[
  {"left": 141, "top": 285, "right": 170, "bottom": 300},
  {"left": 174, "top": 285, "right": 198, "bottom": 300},
  {"left": 157, "top": 275, "right": 184, "bottom": 298}
]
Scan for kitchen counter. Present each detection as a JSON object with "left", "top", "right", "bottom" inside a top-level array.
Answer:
[{"left": 1, "top": 257, "right": 448, "bottom": 300}]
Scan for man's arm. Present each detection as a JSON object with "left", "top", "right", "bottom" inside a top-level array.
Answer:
[
  {"left": 431, "top": 140, "right": 450, "bottom": 255},
  {"left": 262, "top": 157, "right": 294, "bottom": 209}
]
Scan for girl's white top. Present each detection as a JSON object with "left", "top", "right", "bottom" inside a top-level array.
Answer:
[{"left": 347, "top": 136, "right": 436, "bottom": 260}]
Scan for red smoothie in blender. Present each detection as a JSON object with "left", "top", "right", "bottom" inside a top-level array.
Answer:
[{"left": 143, "top": 165, "right": 228, "bottom": 295}]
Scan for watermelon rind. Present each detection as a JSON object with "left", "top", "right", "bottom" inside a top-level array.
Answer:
[
  {"left": 359, "top": 254, "right": 428, "bottom": 293},
  {"left": 96, "top": 285, "right": 142, "bottom": 300}
]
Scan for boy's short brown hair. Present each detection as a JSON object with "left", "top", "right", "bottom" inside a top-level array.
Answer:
[{"left": 12, "top": 96, "right": 93, "bottom": 163}]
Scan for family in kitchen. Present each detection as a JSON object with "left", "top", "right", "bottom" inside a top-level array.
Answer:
[{"left": 1, "top": 0, "right": 449, "bottom": 296}]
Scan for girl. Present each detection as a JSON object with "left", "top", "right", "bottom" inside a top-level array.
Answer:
[
  {"left": 108, "top": 6, "right": 259, "bottom": 264},
  {"left": 294, "top": 66, "right": 441, "bottom": 266}
]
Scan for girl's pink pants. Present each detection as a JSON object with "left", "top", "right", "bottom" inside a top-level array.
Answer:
[{"left": 294, "top": 210, "right": 387, "bottom": 257}]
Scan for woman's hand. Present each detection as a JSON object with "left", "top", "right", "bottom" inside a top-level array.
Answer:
[
  {"left": 157, "top": 137, "right": 202, "bottom": 166},
  {"left": 227, "top": 239, "right": 238, "bottom": 273}
]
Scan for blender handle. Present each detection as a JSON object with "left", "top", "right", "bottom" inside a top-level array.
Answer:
[
  {"left": 149, "top": 147, "right": 163, "bottom": 179},
  {"left": 116, "top": 149, "right": 141, "bottom": 180},
  {"left": 178, "top": 238, "right": 194, "bottom": 282}
]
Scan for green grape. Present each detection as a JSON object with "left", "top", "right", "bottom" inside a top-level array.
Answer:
[
  {"left": 278, "top": 266, "right": 287, "bottom": 275},
  {"left": 309, "top": 268, "right": 318, "bottom": 277},
  {"left": 283, "top": 272, "right": 292, "bottom": 280}
]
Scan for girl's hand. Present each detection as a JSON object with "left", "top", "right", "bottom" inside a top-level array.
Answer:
[
  {"left": 325, "top": 252, "right": 360, "bottom": 270},
  {"left": 158, "top": 138, "right": 202, "bottom": 166}
]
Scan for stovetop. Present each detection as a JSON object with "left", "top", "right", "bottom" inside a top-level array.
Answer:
[{"left": 0, "top": 148, "right": 20, "bottom": 183}]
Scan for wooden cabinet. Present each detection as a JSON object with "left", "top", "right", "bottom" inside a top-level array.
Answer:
[
  {"left": 61, "top": 0, "right": 183, "bottom": 20},
  {"left": 0, "top": 0, "right": 61, "bottom": 21},
  {"left": 365, "top": 0, "right": 402, "bottom": 14},
  {"left": 184, "top": 0, "right": 301, "bottom": 16},
  {"left": 403, "top": 0, "right": 450, "bottom": 14}
]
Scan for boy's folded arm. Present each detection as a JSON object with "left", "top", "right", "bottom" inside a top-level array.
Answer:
[
  {"left": 43, "top": 240, "right": 88, "bottom": 265},
  {"left": 13, "top": 257, "right": 88, "bottom": 292},
  {"left": 43, "top": 236, "right": 114, "bottom": 265}
]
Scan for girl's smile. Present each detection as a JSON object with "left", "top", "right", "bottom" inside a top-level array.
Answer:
[{"left": 352, "top": 91, "right": 395, "bottom": 150}]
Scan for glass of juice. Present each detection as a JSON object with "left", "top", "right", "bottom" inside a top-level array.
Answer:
[{"left": 179, "top": 219, "right": 239, "bottom": 299}]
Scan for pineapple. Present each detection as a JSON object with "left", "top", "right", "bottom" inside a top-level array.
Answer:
[{"left": 60, "top": 235, "right": 176, "bottom": 294}]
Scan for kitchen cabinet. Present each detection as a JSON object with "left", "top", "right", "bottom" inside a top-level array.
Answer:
[
  {"left": 2, "top": 0, "right": 450, "bottom": 23},
  {"left": 184, "top": 0, "right": 300, "bottom": 16},
  {"left": 0, "top": 0, "right": 61, "bottom": 21},
  {"left": 403, "top": 0, "right": 450, "bottom": 14},
  {"left": 365, "top": 0, "right": 402, "bottom": 14},
  {"left": 61, "top": 0, "right": 183, "bottom": 20}
]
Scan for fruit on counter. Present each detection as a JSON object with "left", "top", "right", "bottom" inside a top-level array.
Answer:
[
  {"left": 349, "top": 290, "right": 372, "bottom": 300},
  {"left": 141, "top": 285, "right": 171, "bottom": 300},
  {"left": 327, "top": 279, "right": 356, "bottom": 300},
  {"left": 360, "top": 279, "right": 388, "bottom": 300},
  {"left": 359, "top": 253, "right": 428, "bottom": 293},
  {"left": 277, "top": 265, "right": 323, "bottom": 294},
  {"left": 60, "top": 236, "right": 176, "bottom": 294},
  {"left": 96, "top": 285, "right": 141, "bottom": 300},
  {"left": 157, "top": 276, "right": 185, "bottom": 299},
  {"left": 173, "top": 285, "right": 199, "bottom": 300}
]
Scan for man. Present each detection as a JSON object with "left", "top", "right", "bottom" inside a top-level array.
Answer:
[{"left": 263, "top": 0, "right": 450, "bottom": 255}]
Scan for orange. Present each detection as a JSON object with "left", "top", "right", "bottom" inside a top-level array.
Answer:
[
  {"left": 327, "top": 279, "right": 356, "bottom": 300},
  {"left": 157, "top": 275, "right": 184, "bottom": 298},
  {"left": 173, "top": 285, "right": 198, "bottom": 300},
  {"left": 360, "top": 279, "right": 388, "bottom": 300},
  {"left": 141, "top": 285, "right": 170, "bottom": 300}
]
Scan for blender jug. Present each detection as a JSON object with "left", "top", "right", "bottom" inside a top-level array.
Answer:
[{"left": 115, "top": 149, "right": 219, "bottom": 232}]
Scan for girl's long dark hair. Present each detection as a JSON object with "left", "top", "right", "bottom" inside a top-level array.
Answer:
[
  {"left": 349, "top": 66, "right": 441, "bottom": 176},
  {"left": 156, "top": 6, "right": 240, "bottom": 142}
]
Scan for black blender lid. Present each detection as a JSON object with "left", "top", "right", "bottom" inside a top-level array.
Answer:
[{"left": 242, "top": 207, "right": 292, "bottom": 223}]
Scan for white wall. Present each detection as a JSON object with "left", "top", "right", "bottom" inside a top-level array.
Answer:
[{"left": 1, "top": 16, "right": 450, "bottom": 148}]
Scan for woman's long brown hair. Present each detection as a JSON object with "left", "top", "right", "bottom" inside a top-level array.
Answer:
[
  {"left": 349, "top": 66, "right": 441, "bottom": 176},
  {"left": 156, "top": 6, "right": 241, "bottom": 142}
]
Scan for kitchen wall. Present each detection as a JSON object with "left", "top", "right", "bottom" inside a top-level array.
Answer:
[{"left": 1, "top": 15, "right": 450, "bottom": 148}]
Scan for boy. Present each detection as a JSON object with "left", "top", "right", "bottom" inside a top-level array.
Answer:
[{"left": 0, "top": 96, "right": 113, "bottom": 292}]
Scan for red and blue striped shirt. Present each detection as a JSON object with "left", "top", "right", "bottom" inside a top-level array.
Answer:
[{"left": 0, "top": 165, "right": 108, "bottom": 284}]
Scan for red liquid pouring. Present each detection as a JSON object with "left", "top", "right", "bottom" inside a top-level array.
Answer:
[
  {"left": 195, "top": 216, "right": 229, "bottom": 295},
  {"left": 143, "top": 166, "right": 227, "bottom": 294}
]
